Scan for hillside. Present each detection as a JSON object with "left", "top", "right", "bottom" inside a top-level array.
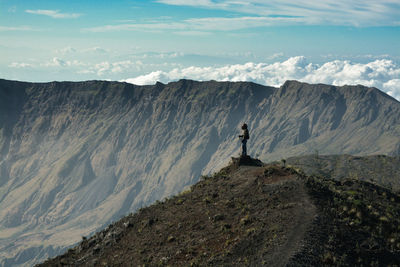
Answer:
[
  {"left": 285, "top": 154, "right": 400, "bottom": 191},
  {"left": 0, "top": 78, "right": 400, "bottom": 265},
  {"left": 37, "top": 157, "right": 400, "bottom": 266}
]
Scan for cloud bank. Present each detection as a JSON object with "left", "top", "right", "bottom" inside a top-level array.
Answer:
[{"left": 124, "top": 57, "right": 400, "bottom": 101}]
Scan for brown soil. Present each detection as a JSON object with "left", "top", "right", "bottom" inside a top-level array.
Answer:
[
  {"left": 289, "top": 175, "right": 400, "bottom": 266},
  {"left": 38, "top": 157, "right": 400, "bottom": 266},
  {"left": 38, "top": 159, "right": 316, "bottom": 266}
]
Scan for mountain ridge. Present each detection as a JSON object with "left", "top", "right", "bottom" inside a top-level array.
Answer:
[
  {"left": 37, "top": 158, "right": 318, "bottom": 266},
  {"left": 0, "top": 78, "right": 399, "bottom": 265},
  {"left": 284, "top": 154, "right": 400, "bottom": 191},
  {"left": 37, "top": 157, "right": 400, "bottom": 266}
]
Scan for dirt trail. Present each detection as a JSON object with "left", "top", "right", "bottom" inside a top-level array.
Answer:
[
  {"left": 38, "top": 163, "right": 318, "bottom": 267},
  {"left": 233, "top": 165, "right": 317, "bottom": 266}
]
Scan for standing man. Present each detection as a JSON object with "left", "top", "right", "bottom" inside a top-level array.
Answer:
[{"left": 239, "top": 123, "right": 250, "bottom": 157}]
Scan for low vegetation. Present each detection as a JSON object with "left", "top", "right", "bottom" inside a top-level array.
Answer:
[
  {"left": 38, "top": 157, "right": 400, "bottom": 266},
  {"left": 290, "top": 175, "right": 400, "bottom": 265}
]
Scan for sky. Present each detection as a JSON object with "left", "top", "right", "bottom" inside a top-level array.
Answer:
[{"left": 1, "top": 0, "right": 400, "bottom": 99}]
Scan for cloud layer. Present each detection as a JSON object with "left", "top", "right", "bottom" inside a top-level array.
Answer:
[
  {"left": 26, "top": 9, "right": 82, "bottom": 19},
  {"left": 83, "top": 16, "right": 306, "bottom": 33},
  {"left": 82, "top": 1, "right": 400, "bottom": 33},
  {"left": 156, "top": 0, "right": 400, "bottom": 26},
  {"left": 0, "top": 26, "right": 35, "bottom": 31},
  {"left": 124, "top": 57, "right": 400, "bottom": 101}
]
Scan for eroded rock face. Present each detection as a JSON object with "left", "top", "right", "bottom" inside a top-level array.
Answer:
[{"left": 0, "top": 79, "right": 399, "bottom": 265}]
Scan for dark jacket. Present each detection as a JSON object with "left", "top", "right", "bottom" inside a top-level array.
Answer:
[{"left": 243, "top": 129, "right": 249, "bottom": 140}]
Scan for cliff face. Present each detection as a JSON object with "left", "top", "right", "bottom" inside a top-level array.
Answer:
[{"left": 0, "top": 78, "right": 399, "bottom": 265}]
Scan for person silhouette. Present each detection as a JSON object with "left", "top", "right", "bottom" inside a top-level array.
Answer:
[{"left": 238, "top": 123, "right": 249, "bottom": 157}]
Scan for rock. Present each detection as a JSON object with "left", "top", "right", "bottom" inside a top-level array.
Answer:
[
  {"left": 213, "top": 214, "right": 225, "bottom": 222},
  {"left": 88, "top": 239, "right": 96, "bottom": 248},
  {"left": 232, "top": 156, "right": 263, "bottom": 167},
  {"left": 93, "top": 244, "right": 101, "bottom": 254},
  {"left": 124, "top": 221, "right": 134, "bottom": 228}
]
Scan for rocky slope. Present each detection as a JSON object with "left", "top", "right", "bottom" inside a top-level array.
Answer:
[
  {"left": 285, "top": 154, "right": 400, "bottom": 191},
  {"left": 0, "top": 78, "right": 399, "bottom": 265},
  {"left": 37, "top": 158, "right": 400, "bottom": 266}
]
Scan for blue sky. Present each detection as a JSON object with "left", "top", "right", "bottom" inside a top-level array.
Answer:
[{"left": 1, "top": 0, "right": 400, "bottom": 98}]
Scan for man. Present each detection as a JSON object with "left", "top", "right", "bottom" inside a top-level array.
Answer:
[{"left": 239, "top": 123, "right": 249, "bottom": 157}]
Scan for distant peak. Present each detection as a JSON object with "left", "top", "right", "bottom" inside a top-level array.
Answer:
[{"left": 281, "top": 80, "right": 310, "bottom": 88}]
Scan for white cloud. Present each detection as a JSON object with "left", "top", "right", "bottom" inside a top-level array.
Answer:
[
  {"left": 82, "top": 16, "right": 305, "bottom": 33},
  {"left": 86, "top": 60, "right": 139, "bottom": 76},
  {"left": 123, "top": 57, "right": 400, "bottom": 101},
  {"left": 84, "top": 47, "right": 108, "bottom": 54},
  {"left": 82, "top": 3, "right": 399, "bottom": 33},
  {"left": 55, "top": 46, "right": 108, "bottom": 55},
  {"left": 9, "top": 62, "right": 32, "bottom": 68},
  {"left": 156, "top": 0, "right": 400, "bottom": 26},
  {"left": 42, "top": 57, "right": 67, "bottom": 67},
  {"left": 0, "top": 26, "right": 34, "bottom": 31},
  {"left": 156, "top": 0, "right": 217, "bottom": 7},
  {"left": 26, "top": 9, "right": 82, "bottom": 19},
  {"left": 127, "top": 52, "right": 185, "bottom": 60},
  {"left": 173, "top": 31, "right": 212, "bottom": 36},
  {"left": 268, "top": 52, "right": 285, "bottom": 60},
  {"left": 82, "top": 21, "right": 186, "bottom": 32},
  {"left": 185, "top": 16, "right": 304, "bottom": 30},
  {"left": 56, "top": 47, "right": 77, "bottom": 55},
  {"left": 7, "top": 57, "right": 143, "bottom": 77},
  {"left": 39, "top": 57, "right": 87, "bottom": 68},
  {"left": 123, "top": 71, "right": 170, "bottom": 85},
  {"left": 383, "top": 79, "right": 400, "bottom": 100}
]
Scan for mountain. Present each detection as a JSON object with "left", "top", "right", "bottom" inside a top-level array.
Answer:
[
  {"left": 0, "top": 78, "right": 399, "bottom": 265},
  {"left": 37, "top": 158, "right": 400, "bottom": 266}
]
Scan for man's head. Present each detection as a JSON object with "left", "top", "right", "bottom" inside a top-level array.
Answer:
[{"left": 241, "top": 123, "right": 248, "bottom": 130}]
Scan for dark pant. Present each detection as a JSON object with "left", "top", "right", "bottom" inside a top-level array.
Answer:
[{"left": 242, "top": 139, "right": 247, "bottom": 156}]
